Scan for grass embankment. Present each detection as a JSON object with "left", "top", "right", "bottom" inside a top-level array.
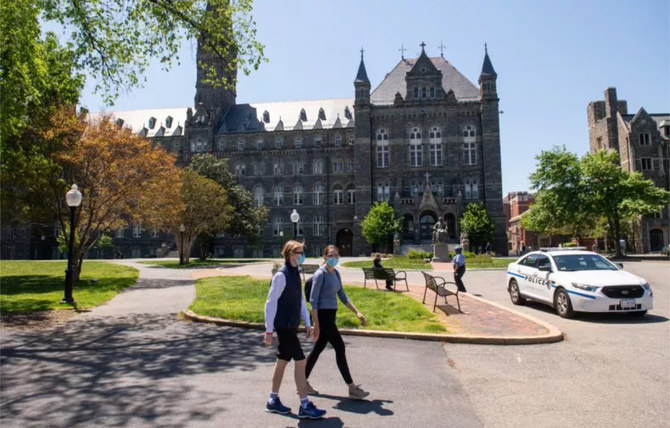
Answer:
[
  {"left": 138, "top": 259, "right": 270, "bottom": 268},
  {"left": 342, "top": 255, "right": 515, "bottom": 270},
  {"left": 0, "top": 261, "right": 138, "bottom": 313},
  {"left": 190, "top": 276, "right": 446, "bottom": 334}
]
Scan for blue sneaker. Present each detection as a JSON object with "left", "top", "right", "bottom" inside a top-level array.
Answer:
[
  {"left": 266, "top": 397, "right": 291, "bottom": 414},
  {"left": 298, "top": 401, "right": 326, "bottom": 419}
]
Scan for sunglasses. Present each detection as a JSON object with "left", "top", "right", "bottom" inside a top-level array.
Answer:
[{"left": 293, "top": 251, "right": 304, "bottom": 254}]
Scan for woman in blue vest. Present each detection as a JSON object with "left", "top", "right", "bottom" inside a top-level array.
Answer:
[
  {"left": 264, "top": 240, "right": 326, "bottom": 419},
  {"left": 305, "top": 244, "right": 370, "bottom": 400}
]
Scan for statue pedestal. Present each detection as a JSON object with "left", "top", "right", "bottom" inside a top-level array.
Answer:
[{"left": 432, "top": 243, "right": 451, "bottom": 262}]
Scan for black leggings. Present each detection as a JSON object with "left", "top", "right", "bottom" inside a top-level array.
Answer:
[{"left": 305, "top": 309, "right": 353, "bottom": 384}]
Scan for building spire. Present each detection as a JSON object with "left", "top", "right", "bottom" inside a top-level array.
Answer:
[
  {"left": 481, "top": 43, "right": 497, "bottom": 77},
  {"left": 420, "top": 41, "right": 426, "bottom": 53},
  {"left": 355, "top": 47, "right": 370, "bottom": 83}
]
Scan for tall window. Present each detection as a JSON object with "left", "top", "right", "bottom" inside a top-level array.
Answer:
[
  {"left": 313, "top": 159, "right": 324, "bottom": 175},
  {"left": 293, "top": 184, "right": 304, "bottom": 205},
  {"left": 237, "top": 140, "right": 245, "bottom": 151},
  {"left": 115, "top": 228, "right": 124, "bottom": 238},
  {"left": 314, "top": 136, "right": 322, "bottom": 147},
  {"left": 133, "top": 224, "right": 141, "bottom": 238},
  {"left": 256, "top": 139, "right": 264, "bottom": 150},
  {"left": 313, "top": 216, "right": 324, "bottom": 236},
  {"left": 314, "top": 184, "right": 324, "bottom": 205},
  {"left": 273, "top": 186, "right": 283, "bottom": 206},
  {"left": 335, "top": 136, "right": 342, "bottom": 147},
  {"left": 218, "top": 140, "right": 226, "bottom": 151},
  {"left": 235, "top": 164, "right": 246, "bottom": 176},
  {"left": 272, "top": 218, "right": 282, "bottom": 236},
  {"left": 641, "top": 158, "right": 652, "bottom": 170},
  {"left": 409, "top": 127, "right": 422, "bottom": 167},
  {"left": 294, "top": 162, "right": 304, "bottom": 175},
  {"left": 429, "top": 126, "right": 442, "bottom": 166},
  {"left": 273, "top": 162, "right": 281, "bottom": 176},
  {"left": 464, "top": 179, "right": 479, "bottom": 200},
  {"left": 275, "top": 137, "right": 283, "bottom": 149},
  {"left": 151, "top": 227, "right": 159, "bottom": 238},
  {"left": 377, "top": 183, "right": 390, "bottom": 201},
  {"left": 254, "top": 162, "right": 264, "bottom": 176},
  {"left": 638, "top": 133, "right": 651, "bottom": 146},
  {"left": 333, "top": 185, "right": 344, "bottom": 204},
  {"left": 463, "top": 142, "right": 477, "bottom": 165},
  {"left": 410, "top": 179, "right": 420, "bottom": 197},
  {"left": 376, "top": 129, "right": 389, "bottom": 168},
  {"left": 347, "top": 184, "right": 356, "bottom": 204},
  {"left": 253, "top": 186, "right": 264, "bottom": 207}
]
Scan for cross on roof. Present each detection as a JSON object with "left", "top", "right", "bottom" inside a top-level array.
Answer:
[
  {"left": 399, "top": 44, "right": 406, "bottom": 60},
  {"left": 420, "top": 41, "right": 426, "bottom": 52},
  {"left": 438, "top": 41, "right": 446, "bottom": 57},
  {"left": 360, "top": 47, "right": 364, "bottom": 59},
  {"left": 424, "top": 172, "right": 431, "bottom": 184}
]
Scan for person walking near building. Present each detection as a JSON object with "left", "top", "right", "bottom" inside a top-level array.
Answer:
[
  {"left": 305, "top": 245, "right": 370, "bottom": 400},
  {"left": 264, "top": 240, "right": 326, "bottom": 419},
  {"left": 373, "top": 253, "right": 394, "bottom": 291},
  {"left": 452, "top": 245, "right": 467, "bottom": 292}
]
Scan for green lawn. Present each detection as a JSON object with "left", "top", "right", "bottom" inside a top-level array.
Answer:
[
  {"left": 190, "top": 276, "right": 447, "bottom": 334},
  {"left": 0, "top": 261, "right": 138, "bottom": 313},
  {"left": 138, "top": 259, "right": 270, "bottom": 268},
  {"left": 341, "top": 256, "right": 433, "bottom": 270}
]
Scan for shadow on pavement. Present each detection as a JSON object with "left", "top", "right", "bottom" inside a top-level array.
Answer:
[{"left": 0, "top": 314, "right": 273, "bottom": 427}]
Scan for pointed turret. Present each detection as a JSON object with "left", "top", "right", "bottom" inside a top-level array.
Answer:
[
  {"left": 480, "top": 43, "right": 497, "bottom": 77},
  {"left": 478, "top": 43, "right": 497, "bottom": 99},
  {"left": 354, "top": 48, "right": 371, "bottom": 106}
]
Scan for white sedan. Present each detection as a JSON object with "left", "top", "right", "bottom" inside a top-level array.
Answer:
[{"left": 506, "top": 249, "right": 653, "bottom": 318}]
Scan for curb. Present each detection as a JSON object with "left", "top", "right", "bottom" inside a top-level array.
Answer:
[{"left": 179, "top": 309, "right": 564, "bottom": 346}]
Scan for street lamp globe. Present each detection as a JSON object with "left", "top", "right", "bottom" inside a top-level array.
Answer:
[
  {"left": 290, "top": 209, "right": 300, "bottom": 224},
  {"left": 66, "top": 184, "right": 83, "bottom": 207}
]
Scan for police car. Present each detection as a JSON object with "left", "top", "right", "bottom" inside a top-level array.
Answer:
[{"left": 506, "top": 248, "right": 653, "bottom": 318}]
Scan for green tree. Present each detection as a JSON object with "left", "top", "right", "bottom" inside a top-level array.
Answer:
[
  {"left": 360, "top": 202, "right": 401, "bottom": 253},
  {"left": 459, "top": 203, "right": 495, "bottom": 250},
  {"left": 581, "top": 149, "right": 669, "bottom": 257},
  {"left": 172, "top": 169, "right": 233, "bottom": 264},
  {"left": 189, "top": 154, "right": 268, "bottom": 258},
  {"left": 38, "top": 0, "right": 265, "bottom": 103}
]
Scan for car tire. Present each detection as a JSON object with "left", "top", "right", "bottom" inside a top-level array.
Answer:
[
  {"left": 628, "top": 310, "right": 647, "bottom": 317},
  {"left": 554, "top": 289, "right": 574, "bottom": 318},
  {"left": 508, "top": 279, "right": 525, "bottom": 305}
]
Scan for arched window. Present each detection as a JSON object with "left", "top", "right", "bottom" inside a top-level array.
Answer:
[
  {"left": 377, "top": 182, "right": 390, "bottom": 201},
  {"left": 410, "top": 179, "right": 420, "bottom": 197},
  {"left": 273, "top": 162, "right": 282, "bottom": 176},
  {"left": 293, "top": 184, "right": 303, "bottom": 205},
  {"left": 235, "top": 164, "right": 245, "bottom": 176},
  {"left": 333, "top": 184, "right": 344, "bottom": 205},
  {"left": 346, "top": 184, "right": 356, "bottom": 204},
  {"left": 273, "top": 186, "right": 283, "bottom": 206},
  {"left": 409, "top": 127, "right": 422, "bottom": 167},
  {"left": 237, "top": 139, "right": 245, "bottom": 151},
  {"left": 294, "top": 137, "right": 302, "bottom": 148},
  {"left": 429, "top": 126, "right": 442, "bottom": 166},
  {"left": 253, "top": 186, "right": 264, "bottom": 207},
  {"left": 314, "top": 184, "right": 324, "bottom": 205},
  {"left": 376, "top": 128, "right": 389, "bottom": 168},
  {"left": 335, "top": 135, "right": 342, "bottom": 147},
  {"left": 464, "top": 179, "right": 479, "bottom": 200},
  {"left": 463, "top": 124, "right": 476, "bottom": 138}
]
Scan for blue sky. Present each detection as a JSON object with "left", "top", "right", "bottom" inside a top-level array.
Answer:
[{"left": 78, "top": 0, "right": 670, "bottom": 194}]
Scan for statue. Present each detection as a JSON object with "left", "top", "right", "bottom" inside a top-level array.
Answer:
[
  {"left": 432, "top": 219, "right": 448, "bottom": 244},
  {"left": 460, "top": 231, "right": 470, "bottom": 253}
]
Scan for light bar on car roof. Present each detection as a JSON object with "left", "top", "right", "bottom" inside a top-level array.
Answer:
[{"left": 540, "top": 247, "right": 587, "bottom": 252}]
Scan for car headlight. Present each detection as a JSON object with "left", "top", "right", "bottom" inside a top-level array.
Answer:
[
  {"left": 571, "top": 282, "right": 599, "bottom": 292},
  {"left": 642, "top": 282, "right": 651, "bottom": 291}
]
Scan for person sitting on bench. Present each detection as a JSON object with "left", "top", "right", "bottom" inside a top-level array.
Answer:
[{"left": 373, "top": 254, "right": 394, "bottom": 291}]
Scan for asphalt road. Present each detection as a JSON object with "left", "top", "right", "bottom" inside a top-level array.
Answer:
[{"left": 1, "top": 260, "right": 668, "bottom": 427}]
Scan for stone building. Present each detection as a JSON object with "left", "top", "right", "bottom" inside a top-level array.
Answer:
[
  {"left": 1, "top": 42, "right": 508, "bottom": 259},
  {"left": 587, "top": 87, "right": 670, "bottom": 252}
]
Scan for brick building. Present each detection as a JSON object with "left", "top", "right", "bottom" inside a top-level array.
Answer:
[{"left": 503, "top": 192, "right": 538, "bottom": 255}]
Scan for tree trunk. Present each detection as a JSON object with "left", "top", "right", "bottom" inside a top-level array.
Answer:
[{"left": 199, "top": 234, "right": 210, "bottom": 260}]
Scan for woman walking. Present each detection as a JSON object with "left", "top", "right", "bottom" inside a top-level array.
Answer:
[
  {"left": 264, "top": 240, "right": 326, "bottom": 419},
  {"left": 305, "top": 244, "right": 370, "bottom": 400}
]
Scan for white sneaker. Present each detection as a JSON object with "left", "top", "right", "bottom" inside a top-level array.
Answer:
[{"left": 348, "top": 384, "right": 369, "bottom": 400}]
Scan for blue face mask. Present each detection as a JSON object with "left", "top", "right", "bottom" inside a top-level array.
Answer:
[
  {"left": 326, "top": 257, "right": 339, "bottom": 267},
  {"left": 297, "top": 254, "right": 306, "bottom": 265}
]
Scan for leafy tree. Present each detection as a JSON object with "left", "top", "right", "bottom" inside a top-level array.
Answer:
[
  {"left": 171, "top": 169, "right": 233, "bottom": 264},
  {"left": 39, "top": 0, "right": 266, "bottom": 103},
  {"left": 41, "top": 109, "right": 182, "bottom": 280},
  {"left": 459, "top": 203, "right": 495, "bottom": 250},
  {"left": 360, "top": 202, "right": 401, "bottom": 252},
  {"left": 189, "top": 154, "right": 268, "bottom": 258}
]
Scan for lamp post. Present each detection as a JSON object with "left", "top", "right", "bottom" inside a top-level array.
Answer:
[
  {"left": 179, "top": 224, "right": 185, "bottom": 265},
  {"left": 290, "top": 209, "right": 300, "bottom": 239},
  {"left": 62, "top": 184, "right": 82, "bottom": 304}
]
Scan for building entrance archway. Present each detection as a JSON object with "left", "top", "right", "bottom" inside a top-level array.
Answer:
[
  {"left": 649, "top": 228, "right": 664, "bottom": 252},
  {"left": 419, "top": 213, "right": 437, "bottom": 240},
  {"left": 336, "top": 228, "right": 353, "bottom": 256}
]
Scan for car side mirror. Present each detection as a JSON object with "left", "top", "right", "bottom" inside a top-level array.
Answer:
[
  {"left": 538, "top": 265, "right": 552, "bottom": 272},
  {"left": 616, "top": 262, "right": 624, "bottom": 269}
]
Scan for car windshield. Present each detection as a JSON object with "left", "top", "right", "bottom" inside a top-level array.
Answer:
[{"left": 552, "top": 254, "right": 618, "bottom": 271}]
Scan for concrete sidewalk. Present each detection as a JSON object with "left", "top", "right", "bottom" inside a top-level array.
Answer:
[{"left": 189, "top": 260, "right": 563, "bottom": 344}]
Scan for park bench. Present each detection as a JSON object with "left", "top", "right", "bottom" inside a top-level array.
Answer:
[
  {"left": 421, "top": 271, "right": 461, "bottom": 314},
  {"left": 299, "top": 264, "right": 320, "bottom": 282},
  {"left": 361, "top": 267, "right": 409, "bottom": 291}
]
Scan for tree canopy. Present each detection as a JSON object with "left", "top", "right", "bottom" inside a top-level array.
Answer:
[
  {"left": 459, "top": 202, "right": 496, "bottom": 249},
  {"left": 360, "top": 202, "right": 401, "bottom": 252}
]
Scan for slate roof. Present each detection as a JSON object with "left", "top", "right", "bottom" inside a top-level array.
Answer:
[
  {"left": 89, "top": 107, "right": 187, "bottom": 137},
  {"left": 370, "top": 56, "right": 480, "bottom": 105}
]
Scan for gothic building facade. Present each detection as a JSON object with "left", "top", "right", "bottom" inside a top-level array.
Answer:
[
  {"left": 587, "top": 87, "right": 670, "bottom": 253},
  {"left": 1, "top": 42, "right": 508, "bottom": 259}
]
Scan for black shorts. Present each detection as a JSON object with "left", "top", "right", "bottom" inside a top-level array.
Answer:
[{"left": 275, "top": 327, "right": 305, "bottom": 361}]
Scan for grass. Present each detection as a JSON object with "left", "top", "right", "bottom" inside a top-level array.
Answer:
[
  {"left": 0, "top": 261, "right": 138, "bottom": 313},
  {"left": 190, "top": 276, "right": 447, "bottom": 334},
  {"left": 138, "top": 259, "right": 270, "bottom": 268},
  {"left": 342, "top": 255, "right": 515, "bottom": 270},
  {"left": 342, "top": 256, "right": 433, "bottom": 270}
]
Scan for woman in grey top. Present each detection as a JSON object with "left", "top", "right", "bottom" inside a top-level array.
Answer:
[{"left": 305, "top": 244, "right": 370, "bottom": 400}]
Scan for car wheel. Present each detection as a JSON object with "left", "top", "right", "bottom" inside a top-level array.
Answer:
[
  {"left": 508, "top": 279, "right": 525, "bottom": 305},
  {"left": 554, "top": 289, "right": 574, "bottom": 318},
  {"left": 628, "top": 310, "right": 647, "bottom": 317}
]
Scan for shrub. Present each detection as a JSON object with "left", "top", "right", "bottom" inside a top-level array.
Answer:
[
  {"left": 562, "top": 242, "right": 577, "bottom": 247},
  {"left": 407, "top": 250, "right": 432, "bottom": 260}
]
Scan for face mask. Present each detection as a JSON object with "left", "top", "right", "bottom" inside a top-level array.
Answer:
[
  {"left": 297, "top": 254, "right": 306, "bottom": 265},
  {"left": 326, "top": 257, "right": 339, "bottom": 267}
]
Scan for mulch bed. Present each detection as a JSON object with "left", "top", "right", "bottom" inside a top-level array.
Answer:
[{"left": 1, "top": 310, "right": 80, "bottom": 332}]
